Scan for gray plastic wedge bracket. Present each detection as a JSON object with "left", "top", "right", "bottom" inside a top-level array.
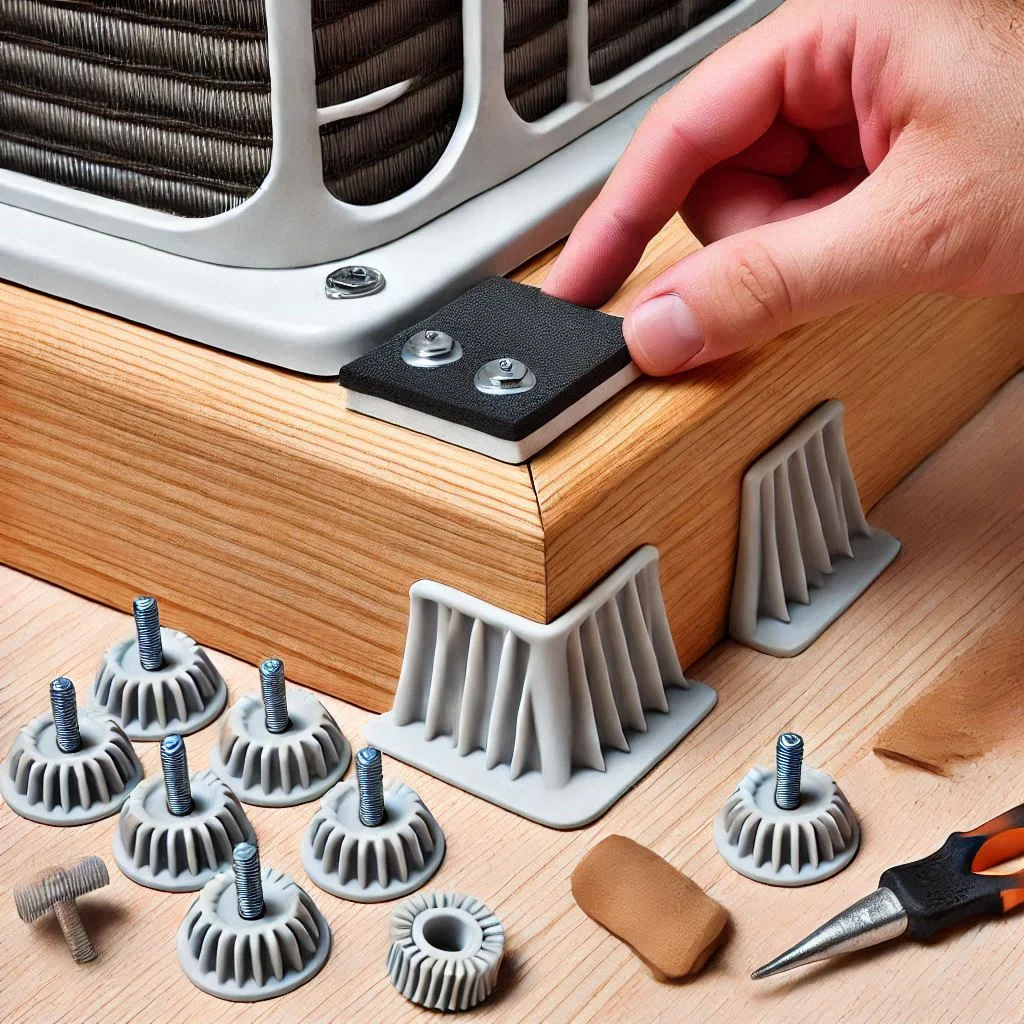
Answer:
[
  {"left": 209, "top": 686, "right": 351, "bottom": 807},
  {"left": 713, "top": 765, "right": 860, "bottom": 886},
  {"left": 388, "top": 892, "right": 504, "bottom": 1013},
  {"left": 302, "top": 778, "right": 445, "bottom": 903},
  {"left": 177, "top": 866, "right": 331, "bottom": 1002},
  {"left": 364, "top": 546, "right": 716, "bottom": 830},
  {"left": 92, "top": 628, "right": 228, "bottom": 741},
  {"left": 1, "top": 707, "right": 143, "bottom": 826},
  {"left": 112, "top": 769, "right": 258, "bottom": 892},
  {"left": 729, "top": 400, "right": 901, "bottom": 656}
]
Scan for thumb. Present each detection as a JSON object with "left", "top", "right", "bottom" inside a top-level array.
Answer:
[{"left": 623, "top": 168, "right": 932, "bottom": 374}]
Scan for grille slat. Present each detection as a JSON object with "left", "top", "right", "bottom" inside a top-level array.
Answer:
[
  {"left": 316, "top": 1, "right": 463, "bottom": 206},
  {"left": 588, "top": 0, "right": 731, "bottom": 84},
  {"left": 0, "top": 134, "right": 247, "bottom": 216},
  {"left": 44, "top": 0, "right": 269, "bottom": 32},
  {"left": 0, "top": 42, "right": 271, "bottom": 135},
  {"left": 0, "top": 90, "right": 271, "bottom": 184},
  {"left": 504, "top": 0, "right": 568, "bottom": 122},
  {"left": 1, "top": 1, "right": 270, "bottom": 80}
]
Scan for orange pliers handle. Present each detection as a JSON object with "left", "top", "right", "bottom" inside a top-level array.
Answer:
[{"left": 879, "top": 801, "right": 1024, "bottom": 937}]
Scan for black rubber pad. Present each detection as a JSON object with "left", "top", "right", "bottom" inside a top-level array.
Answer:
[{"left": 338, "top": 277, "right": 630, "bottom": 441}]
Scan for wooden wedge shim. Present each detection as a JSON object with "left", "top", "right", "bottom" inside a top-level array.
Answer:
[
  {"left": 570, "top": 835, "right": 729, "bottom": 980},
  {"left": 873, "top": 604, "right": 1023, "bottom": 775}
]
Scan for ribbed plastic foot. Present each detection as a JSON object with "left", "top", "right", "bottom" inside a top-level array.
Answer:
[
  {"left": 91, "top": 629, "right": 228, "bottom": 740},
  {"left": 729, "top": 401, "right": 900, "bottom": 656},
  {"left": 177, "top": 866, "right": 331, "bottom": 1002},
  {"left": 713, "top": 765, "right": 860, "bottom": 886},
  {"left": 365, "top": 546, "right": 716, "bottom": 829},
  {"left": 113, "top": 769, "right": 257, "bottom": 891},
  {"left": 209, "top": 687, "right": 351, "bottom": 807},
  {"left": 388, "top": 892, "right": 504, "bottom": 1012},
  {"left": 1, "top": 708, "right": 143, "bottom": 825},
  {"left": 302, "top": 778, "right": 445, "bottom": 902}
]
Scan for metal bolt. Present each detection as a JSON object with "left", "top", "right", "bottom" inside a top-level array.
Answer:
[
  {"left": 355, "top": 746, "right": 385, "bottom": 827},
  {"left": 133, "top": 595, "right": 163, "bottom": 671},
  {"left": 325, "top": 265, "right": 386, "bottom": 299},
  {"left": 259, "top": 658, "right": 290, "bottom": 734},
  {"left": 49, "top": 676, "right": 81, "bottom": 753},
  {"left": 160, "top": 734, "right": 192, "bottom": 816},
  {"left": 233, "top": 842, "right": 264, "bottom": 920},
  {"left": 15, "top": 856, "right": 109, "bottom": 963},
  {"left": 474, "top": 356, "right": 537, "bottom": 395},
  {"left": 774, "top": 732, "right": 804, "bottom": 810},
  {"left": 402, "top": 329, "right": 462, "bottom": 367}
]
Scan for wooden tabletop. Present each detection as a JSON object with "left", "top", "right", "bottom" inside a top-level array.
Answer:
[{"left": 1, "top": 375, "right": 1021, "bottom": 1023}]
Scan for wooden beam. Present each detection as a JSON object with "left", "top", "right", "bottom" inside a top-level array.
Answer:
[
  {"left": 1, "top": 218, "right": 1020, "bottom": 711},
  {"left": 0, "top": 283, "right": 545, "bottom": 711}
]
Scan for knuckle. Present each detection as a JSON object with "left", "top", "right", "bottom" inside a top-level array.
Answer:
[
  {"left": 886, "top": 174, "right": 986, "bottom": 290},
  {"left": 718, "top": 242, "right": 795, "bottom": 334}
]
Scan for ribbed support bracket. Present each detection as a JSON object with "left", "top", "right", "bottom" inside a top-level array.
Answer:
[
  {"left": 1, "top": 707, "right": 143, "bottom": 825},
  {"left": 209, "top": 687, "right": 351, "bottom": 807},
  {"left": 365, "top": 546, "right": 716, "bottom": 829},
  {"left": 177, "top": 866, "right": 331, "bottom": 1002},
  {"left": 91, "top": 629, "right": 228, "bottom": 740},
  {"left": 713, "top": 765, "right": 860, "bottom": 886},
  {"left": 302, "top": 778, "right": 445, "bottom": 903},
  {"left": 729, "top": 400, "right": 901, "bottom": 656},
  {"left": 112, "top": 769, "right": 257, "bottom": 892}
]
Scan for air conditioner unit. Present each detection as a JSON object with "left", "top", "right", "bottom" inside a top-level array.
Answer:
[{"left": 0, "top": 0, "right": 779, "bottom": 373}]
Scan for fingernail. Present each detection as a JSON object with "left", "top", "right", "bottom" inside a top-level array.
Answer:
[{"left": 624, "top": 294, "right": 704, "bottom": 374}]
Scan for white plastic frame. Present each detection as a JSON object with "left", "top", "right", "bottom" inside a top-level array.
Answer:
[{"left": 0, "top": 0, "right": 779, "bottom": 270}]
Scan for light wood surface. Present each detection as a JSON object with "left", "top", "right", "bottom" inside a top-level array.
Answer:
[
  {"left": 1, "top": 220, "right": 1021, "bottom": 711},
  {"left": 1, "top": 375, "right": 1021, "bottom": 1024}
]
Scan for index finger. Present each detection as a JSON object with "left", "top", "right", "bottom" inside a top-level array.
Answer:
[{"left": 543, "top": 9, "right": 793, "bottom": 307}]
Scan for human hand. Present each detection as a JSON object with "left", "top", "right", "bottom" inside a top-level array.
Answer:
[{"left": 543, "top": 0, "right": 1024, "bottom": 375}]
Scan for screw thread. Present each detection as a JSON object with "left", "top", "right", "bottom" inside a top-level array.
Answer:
[
  {"left": 15, "top": 858, "right": 108, "bottom": 923},
  {"left": 356, "top": 746, "right": 385, "bottom": 827},
  {"left": 233, "top": 842, "right": 264, "bottom": 920},
  {"left": 133, "top": 596, "right": 163, "bottom": 671},
  {"left": 259, "top": 658, "right": 289, "bottom": 734},
  {"left": 53, "top": 899, "right": 96, "bottom": 963},
  {"left": 774, "top": 732, "right": 804, "bottom": 810},
  {"left": 160, "top": 735, "right": 192, "bottom": 815},
  {"left": 49, "top": 677, "right": 81, "bottom": 753}
]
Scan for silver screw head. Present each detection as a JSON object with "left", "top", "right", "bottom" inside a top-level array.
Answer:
[
  {"left": 402, "top": 329, "right": 463, "bottom": 367},
  {"left": 474, "top": 356, "right": 537, "bottom": 395},
  {"left": 325, "top": 265, "right": 386, "bottom": 299}
]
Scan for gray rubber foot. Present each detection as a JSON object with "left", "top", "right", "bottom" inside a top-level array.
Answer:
[
  {"left": 112, "top": 769, "right": 257, "bottom": 892},
  {"left": 388, "top": 892, "right": 504, "bottom": 1012},
  {"left": 209, "top": 687, "right": 351, "bottom": 807},
  {"left": 91, "top": 628, "right": 228, "bottom": 740},
  {"left": 177, "top": 866, "right": 331, "bottom": 1002},
  {"left": 729, "top": 400, "right": 900, "bottom": 656},
  {"left": 1, "top": 707, "right": 143, "bottom": 825},
  {"left": 713, "top": 765, "right": 860, "bottom": 886},
  {"left": 364, "top": 546, "right": 716, "bottom": 829},
  {"left": 302, "top": 778, "right": 445, "bottom": 902}
]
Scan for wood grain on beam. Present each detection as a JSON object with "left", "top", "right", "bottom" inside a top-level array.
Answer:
[{"left": 0, "top": 283, "right": 544, "bottom": 711}]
